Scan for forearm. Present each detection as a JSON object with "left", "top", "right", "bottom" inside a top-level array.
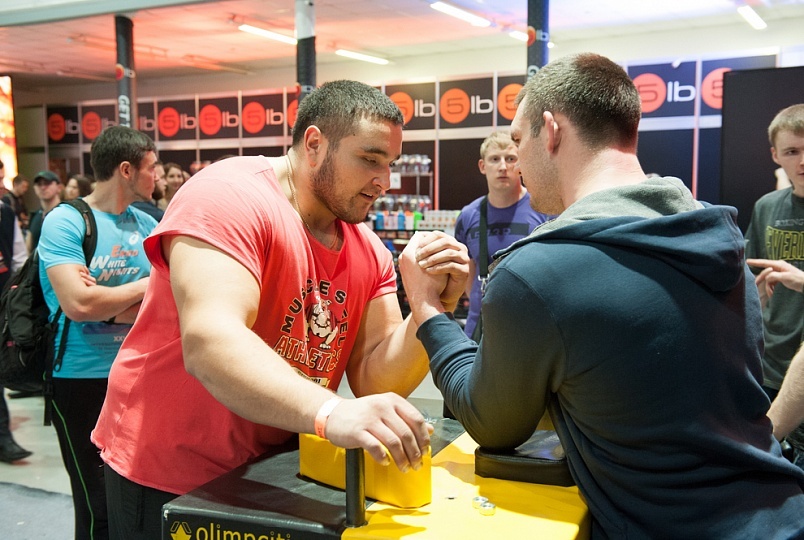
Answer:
[
  {"left": 349, "top": 314, "right": 430, "bottom": 398},
  {"left": 59, "top": 278, "right": 148, "bottom": 322},
  {"left": 183, "top": 317, "right": 337, "bottom": 434},
  {"left": 110, "top": 301, "right": 143, "bottom": 324},
  {"left": 768, "top": 342, "right": 804, "bottom": 439}
]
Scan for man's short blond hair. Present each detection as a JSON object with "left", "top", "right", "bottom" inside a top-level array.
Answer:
[
  {"left": 768, "top": 104, "right": 804, "bottom": 147},
  {"left": 480, "top": 131, "right": 513, "bottom": 159}
]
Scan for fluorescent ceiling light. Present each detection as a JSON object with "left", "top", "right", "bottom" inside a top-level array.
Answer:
[
  {"left": 508, "top": 30, "right": 554, "bottom": 48},
  {"left": 430, "top": 2, "right": 491, "bottom": 27},
  {"left": 508, "top": 30, "right": 528, "bottom": 42},
  {"left": 737, "top": 5, "right": 767, "bottom": 30},
  {"left": 238, "top": 24, "right": 297, "bottom": 45},
  {"left": 335, "top": 49, "right": 389, "bottom": 65}
]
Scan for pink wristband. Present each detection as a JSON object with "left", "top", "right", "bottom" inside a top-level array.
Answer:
[{"left": 314, "top": 397, "right": 342, "bottom": 439}]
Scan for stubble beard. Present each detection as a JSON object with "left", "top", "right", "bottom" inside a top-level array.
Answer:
[{"left": 311, "top": 151, "right": 369, "bottom": 225}]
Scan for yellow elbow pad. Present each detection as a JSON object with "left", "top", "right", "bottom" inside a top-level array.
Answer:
[{"left": 299, "top": 433, "right": 432, "bottom": 508}]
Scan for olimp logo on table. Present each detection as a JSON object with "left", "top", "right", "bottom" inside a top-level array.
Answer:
[{"left": 170, "top": 520, "right": 293, "bottom": 540}]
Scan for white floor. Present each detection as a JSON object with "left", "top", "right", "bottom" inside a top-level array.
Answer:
[{"left": 0, "top": 388, "right": 71, "bottom": 495}]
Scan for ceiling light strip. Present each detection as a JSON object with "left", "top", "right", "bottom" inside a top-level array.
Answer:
[
  {"left": 335, "top": 49, "right": 389, "bottom": 65},
  {"left": 238, "top": 24, "right": 297, "bottom": 45},
  {"left": 430, "top": 1, "right": 491, "bottom": 28},
  {"left": 737, "top": 5, "right": 767, "bottom": 30}
]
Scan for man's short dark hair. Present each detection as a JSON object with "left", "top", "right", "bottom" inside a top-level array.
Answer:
[
  {"left": 516, "top": 53, "right": 642, "bottom": 149},
  {"left": 90, "top": 126, "right": 156, "bottom": 182},
  {"left": 291, "top": 80, "right": 404, "bottom": 150}
]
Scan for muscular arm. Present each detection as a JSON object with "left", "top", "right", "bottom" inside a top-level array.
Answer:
[
  {"left": 401, "top": 233, "right": 556, "bottom": 449},
  {"left": 768, "top": 342, "right": 804, "bottom": 440},
  {"left": 167, "top": 235, "right": 432, "bottom": 470},
  {"left": 46, "top": 264, "right": 148, "bottom": 322},
  {"left": 346, "top": 231, "right": 469, "bottom": 398}
]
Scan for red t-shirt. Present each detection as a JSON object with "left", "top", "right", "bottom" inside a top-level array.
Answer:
[{"left": 92, "top": 156, "right": 396, "bottom": 494}]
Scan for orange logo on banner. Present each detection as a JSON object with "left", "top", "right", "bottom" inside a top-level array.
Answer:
[
  {"left": 287, "top": 99, "right": 299, "bottom": 129},
  {"left": 440, "top": 88, "right": 471, "bottom": 124},
  {"left": 81, "top": 111, "right": 102, "bottom": 140},
  {"left": 632, "top": 73, "right": 667, "bottom": 114},
  {"left": 498, "top": 83, "right": 523, "bottom": 121},
  {"left": 242, "top": 101, "right": 265, "bottom": 134},
  {"left": 199, "top": 104, "right": 222, "bottom": 136},
  {"left": 701, "top": 67, "right": 731, "bottom": 110},
  {"left": 158, "top": 106, "right": 181, "bottom": 138},
  {"left": 389, "top": 92, "right": 414, "bottom": 125},
  {"left": 47, "top": 113, "right": 66, "bottom": 142}
]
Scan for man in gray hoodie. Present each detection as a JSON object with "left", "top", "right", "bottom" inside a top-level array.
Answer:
[{"left": 400, "top": 53, "right": 804, "bottom": 539}]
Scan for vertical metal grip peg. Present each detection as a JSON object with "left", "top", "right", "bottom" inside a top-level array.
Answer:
[{"left": 345, "top": 448, "right": 367, "bottom": 527}]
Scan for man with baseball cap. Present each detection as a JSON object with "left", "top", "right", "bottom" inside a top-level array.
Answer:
[{"left": 26, "top": 170, "right": 63, "bottom": 254}]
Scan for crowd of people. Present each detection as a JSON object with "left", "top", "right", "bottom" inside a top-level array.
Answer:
[{"left": 1, "top": 56, "right": 803, "bottom": 540}]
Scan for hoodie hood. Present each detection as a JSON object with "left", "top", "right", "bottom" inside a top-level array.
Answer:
[{"left": 496, "top": 177, "right": 745, "bottom": 292}]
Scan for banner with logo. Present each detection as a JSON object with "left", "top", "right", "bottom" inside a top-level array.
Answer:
[
  {"left": 699, "top": 55, "right": 776, "bottom": 115},
  {"left": 47, "top": 106, "right": 80, "bottom": 145},
  {"left": 80, "top": 104, "right": 116, "bottom": 143},
  {"left": 496, "top": 75, "right": 525, "bottom": 127},
  {"left": 156, "top": 98, "right": 197, "bottom": 141},
  {"left": 241, "top": 92, "right": 287, "bottom": 138},
  {"left": 137, "top": 100, "right": 156, "bottom": 140},
  {"left": 385, "top": 83, "right": 437, "bottom": 131},
  {"left": 629, "top": 61, "right": 698, "bottom": 118},
  {"left": 286, "top": 88, "right": 299, "bottom": 132},
  {"left": 438, "top": 77, "right": 494, "bottom": 129},
  {"left": 198, "top": 96, "right": 240, "bottom": 139}
]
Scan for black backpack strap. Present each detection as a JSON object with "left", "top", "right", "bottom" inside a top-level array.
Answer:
[
  {"left": 477, "top": 196, "right": 489, "bottom": 295},
  {"left": 43, "top": 199, "right": 97, "bottom": 425}
]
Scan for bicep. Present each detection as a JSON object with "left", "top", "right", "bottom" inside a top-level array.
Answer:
[{"left": 166, "top": 235, "right": 261, "bottom": 336}]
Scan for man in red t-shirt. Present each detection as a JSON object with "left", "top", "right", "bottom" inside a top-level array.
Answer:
[{"left": 93, "top": 80, "right": 469, "bottom": 539}]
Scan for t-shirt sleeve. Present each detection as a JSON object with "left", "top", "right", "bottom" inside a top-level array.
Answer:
[
  {"left": 143, "top": 166, "right": 273, "bottom": 286},
  {"left": 38, "top": 205, "right": 86, "bottom": 268}
]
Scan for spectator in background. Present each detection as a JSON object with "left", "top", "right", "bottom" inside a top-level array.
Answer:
[
  {"left": 63, "top": 174, "right": 93, "bottom": 201},
  {"left": 2, "top": 174, "right": 30, "bottom": 232},
  {"left": 454, "top": 131, "right": 551, "bottom": 341},
  {"left": 745, "top": 104, "right": 804, "bottom": 467},
  {"left": 26, "top": 170, "right": 63, "bottom": 254},
  {"left": 0, "top": 198, "right": 31, "bottom": 463},
  {"left": 39, "top": 126, "right": 157, "bottom": 540},
  {"left": 748, "top": 257, "right": 804, "bottom": 470},
  {"left": 157, "top": 162, "right": 185, "bottom": 210},
  {"left": 131, "top": 160, "right": 165, "bottom": 222}
]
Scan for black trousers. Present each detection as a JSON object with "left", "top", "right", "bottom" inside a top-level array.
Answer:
[
  {"left": 0, "top": 387, "right": 10, "bottom": 439},
  {"left": 105, "top": 464, "right": 177, "bottom": 540},
  {"left": 51, "top": 378, "right": 109, "bottom": 540}
]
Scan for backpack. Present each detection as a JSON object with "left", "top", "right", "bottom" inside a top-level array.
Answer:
[{"left": 0, "top": 199, "right": 96, "bottom": 425}]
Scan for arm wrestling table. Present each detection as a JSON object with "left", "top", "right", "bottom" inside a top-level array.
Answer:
[{"left": 162, "top": 419, "right": 589, "bottom": 540}]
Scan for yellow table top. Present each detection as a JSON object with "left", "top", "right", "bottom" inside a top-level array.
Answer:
[{"left": 343, "top": 431, "right": 590, "bottom": 539}]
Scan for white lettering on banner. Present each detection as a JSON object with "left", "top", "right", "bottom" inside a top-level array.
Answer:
[
  {"left": 414, "top": 99, "right": 436, "bottom": 118},
  {"left": 667, "top": 81, "right": 696, "bottom": 103},
  {"left": 118, "top": 95, "right": 131, "bottom": 127}
]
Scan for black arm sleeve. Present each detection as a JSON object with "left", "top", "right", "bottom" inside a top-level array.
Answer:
[{"left": 418, "top": 264, "right": 565, "bottom": 450}]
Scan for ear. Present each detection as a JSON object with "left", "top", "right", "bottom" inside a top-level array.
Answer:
[
  {"left": 771, "top": 146, "right": 780, "bottom": 166},
  {"left": 303, "top": 125, "right": 324, "bottom": 167},
  {"left": 478, "top": 158, "right": 486, "bottom": 174},
  {"left": 118, "top": 161, "right": 133, "bottom": 180},
  {"left": 543, "top": 111, "right": 561, "bottom": 154}
]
